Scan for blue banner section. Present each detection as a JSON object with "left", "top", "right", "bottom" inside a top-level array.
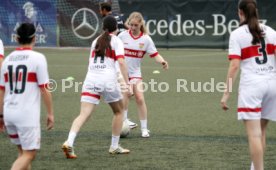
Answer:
[{"left": 0, "top": 0, "right": 57, "bottom": 46}]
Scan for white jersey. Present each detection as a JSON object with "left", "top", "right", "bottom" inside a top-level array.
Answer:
[
  {"left": 0, "top": 39, "right": 4, "bottom": 59},
  {"left": 118, "top": 30, "right": 159, "bottom": 78},
  {"left": 86, "top": 34, "right": 124, "bottom": 82},
  {"left": 0, "top": 48, "right": 49, "bottom": 127},
  {"left": 228, "top": 24, "right": 276, "bottom": 85}
]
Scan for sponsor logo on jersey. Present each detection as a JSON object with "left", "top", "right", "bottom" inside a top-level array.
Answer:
[
  {"left": 124, "top": 48, "right": 146, "bottom": 58},
  {"left": 139, "top": 43, "right": 144, "bottom": 49}
]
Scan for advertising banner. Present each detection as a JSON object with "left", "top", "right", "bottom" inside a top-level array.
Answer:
[
  {"left": 0, "top": 0, "right": 57, "bottom": 46},
  {"left": 119, "top": 0, "right": 276, "bottom": 48},
  {"left": 58, "top": 0, "right": 102, "bottom": 47}
]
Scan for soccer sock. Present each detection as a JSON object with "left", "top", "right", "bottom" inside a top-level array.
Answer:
[
  {"left": 123, "top": 110, "right": 128, "bottom": 120},
  {"left": 111, "top": 135, "right": 120, "bottom": 149},
  {"left": 140, "top": 119, "right": 147, "bottom": 129},
  {"left": 250, "top": 162, "right": 254, "bottom": 170},
  {"left": 67, "top": 131, "right": 77, "bottom": 147}
]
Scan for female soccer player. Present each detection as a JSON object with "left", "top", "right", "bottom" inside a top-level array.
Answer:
[
  {"left": 0, "top": 23, "right": 54, "bottom": 170},
  {"left": 118, "top": 12, "right": 169, "bottom": 138},
  {"left": 62, "top": 16, "right": 130, "bottom": 158},
  {"left": 221, "top": 0, "right": 276, "bottom": 169}
]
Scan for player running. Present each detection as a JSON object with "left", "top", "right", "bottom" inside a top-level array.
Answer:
[{"left": 62, "top": 16, "right": 131, "bottom": 158}]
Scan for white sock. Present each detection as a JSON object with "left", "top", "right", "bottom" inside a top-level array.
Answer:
[
  {"left": 123, "top": 110, "right": 128, "bottom": 120},
  {"left": 140, "top": 119, "right": 147, "bottom": 130},
  {"left": 67, "top": 131, "right": 77, "bottom": 147},
  {"left": 250, "top": 162, "right": 254, "bottom": 170},
  {"left": 111, "top": 135, "right": 120, "bottom": 149}
]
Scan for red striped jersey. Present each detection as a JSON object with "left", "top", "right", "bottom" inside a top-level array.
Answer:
[
  {"left": 87, "top": 34, "right": 124, "bottom": 81},
  {"left": 118, "top": 30, "right": 159, "bottom": 78},
  {"left": 0, "top": 47, "right": 49, "bottom": 126},
  {"left": 0, "top": 39, "right": 4, "bottom": 59},
  {"left": 228, "top": 24, "right": 276, "bottom": 85}
]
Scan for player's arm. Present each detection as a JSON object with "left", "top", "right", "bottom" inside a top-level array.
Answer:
[
  {"left": 154, "top": 54, "right": 169, "bottom": 70},
  {"left": 37, "top": 55, "right": 54, "bottom": 130},
  {"left": 40, "top": 86, "right": 54, "bottom": 130},
  {"left": 0, "top": 58, "right": 3, "bottom": 69},
  {"left": 0, "top": 89, "right": 5, "bottom": 132},
  {"left": 221, "top": 59, "right": 240, "bottom": 110},
  {"left": 117, "top": 58, "right": 129, "bottom": 86}
]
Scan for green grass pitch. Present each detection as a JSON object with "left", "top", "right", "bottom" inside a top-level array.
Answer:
[{"left": 1, "top": 48, "right": 276, "bottom": 169}]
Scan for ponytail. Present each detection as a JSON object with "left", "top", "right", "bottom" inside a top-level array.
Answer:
[
  {"left": 239, "top": 0, "right": 262, "bottom": 45},
  {"left": 95, "top": 30, "right": 111, "bottom": 57}
]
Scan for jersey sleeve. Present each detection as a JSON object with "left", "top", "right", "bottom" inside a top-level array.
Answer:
[
  {"left": 36, "top": 55, "right": 49, "bottom": 88},
  {"left": 0, "top": 40, "right": 4, "bottom": 59},
  {"left": 114, "top": 37, "right": 125, "bottom": 60},
  {"left": 145, "top": 36, "right": 159, "bottom": 58},
  {"left": 228, "top": 32, "right": 241, "bottom": 60},
  {"left": 273, "top": 30, "right": 276, "bottom": 50},
  {"left": 0, "top": 63, "right": 5, "bottom": 90}
]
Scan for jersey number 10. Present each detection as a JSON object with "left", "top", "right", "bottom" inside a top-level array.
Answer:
[{"left": 7, "top": 65, "right": 27, "bottom": 94}]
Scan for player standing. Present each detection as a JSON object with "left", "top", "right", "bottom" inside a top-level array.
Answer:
[
  {"left": 99, "top": 2, "right": 128, "bottom": 34},
  {"left": 0, "top": 23, "right": 54, "bottom": 170},
  {"left": 62, "top": 16, "right": 130, "bottom": 158},
  {"left": 118, "top": 12, "right": 169, "bottom": 138},
  {"left": 221, "top": 0, "right": 276, "bottom": 169}
]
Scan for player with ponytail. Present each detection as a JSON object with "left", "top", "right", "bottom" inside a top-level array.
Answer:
[
  {"left": 221, "top": 1, "right": 276, "bottom": 169},
  {"left": 62, "top": 16, "right": 131, "bottom": 158}
]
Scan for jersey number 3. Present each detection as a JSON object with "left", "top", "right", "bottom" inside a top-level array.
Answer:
[
  {"left": 256, "top": 38, "right": 268, "bottom": 65},
  {"left": 7, "top": 65, "right": 27, "bottom": 94}
]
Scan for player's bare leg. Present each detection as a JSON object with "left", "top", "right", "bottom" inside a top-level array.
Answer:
[
  {"left": 62, "top": 102, "right": 95, "bottom": 159},
  {"left": 122, "top": 89, "right": 138, "bottom": 129},
  {"left": 108, "top": 100, "right": 129, "bottom": 154},
  {"left": 133, "top": 80, "right": 150, "bottom": 137},
  {"left": 244, "top": 120, "right": 264, "bottom": 170},
  {"left": 70, "top": 102, "right": 95, "bottom": 133},
  {"left": 11, "top": 148, "right": 36, "bottom": 170}
]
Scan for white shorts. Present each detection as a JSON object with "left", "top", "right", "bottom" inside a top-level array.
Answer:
[
  {"left": 129, "top": 77, "right": 142, "bottom": 84},
  {"left": 6, "top": 125, "right": 41, "bottom": 150},
  {"left": 237, "top": 79, "right": 276, "bottom": 121},
  {"left": 81, "top": 79, "right": 122, "bottom": 104}
]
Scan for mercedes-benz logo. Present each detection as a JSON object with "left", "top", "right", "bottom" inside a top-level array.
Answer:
[{"left": 71, "top": 8, "right": 99, "bottom": 40}]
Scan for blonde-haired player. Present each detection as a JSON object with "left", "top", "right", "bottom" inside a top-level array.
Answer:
[{"left": 118, "top": 12, "right": 169, "bottom": 138}]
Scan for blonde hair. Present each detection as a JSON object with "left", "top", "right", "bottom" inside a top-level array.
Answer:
[{"left": 126, "top": 12, "right": 147, "bottom": 34}]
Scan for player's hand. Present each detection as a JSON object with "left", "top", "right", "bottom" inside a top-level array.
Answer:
[
  {"left": 47, "top": 114, "right": 54, "bottom": 130},
  {"left": 221, "top": 92, "right": 230, "bottom": 111},
  {"left": 0, "top": 117, "right": 5, "bottom": 132},
  {"left": 127, "top": 84, "right": 134, "bottom": 97},
  {"left": 161, "top": 61, "right": 169, "bottom": 70}
]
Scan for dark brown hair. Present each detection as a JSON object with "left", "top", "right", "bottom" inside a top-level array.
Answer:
[
  {"left": 95, "top": 16, "right": 117, "bottom": 57},
  {"left": 16, "top": 23, "right": 36, "bottom": 44},
  {"left": 239, "top": 0, "right": 262, "bottom": 44},
  {"left": 100, "top": 2, "right": 112, "bottom": 12}
]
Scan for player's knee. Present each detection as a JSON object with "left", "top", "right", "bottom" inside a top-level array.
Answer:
[
  {"left": 135, "top": 96, "right": 145, "bottom": 105},
  {"left": 23, "top": 150, "right": 37, "bottom": 161},
  {"left": 113, "top": 110, "right": 123, "bottom": 116}
]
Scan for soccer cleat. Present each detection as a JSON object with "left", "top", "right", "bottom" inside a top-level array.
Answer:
[
  {"left": 62, "top": 142, "right": 77, "bottom": 159},
  {"left": 141, "top": 129, "right": 150, "bottom": 138},
  {"left": 109, "top": 145, "right": 130, "bottom": 154},
  {"left": 126, "top": 119, "right": 138, "bottom": 129}
]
